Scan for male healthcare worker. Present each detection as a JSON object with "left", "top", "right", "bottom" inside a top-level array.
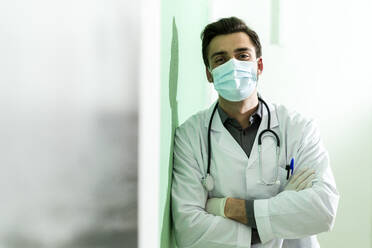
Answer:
[{"left": 171, "top": 17, "right": 339, "bottom": 248}]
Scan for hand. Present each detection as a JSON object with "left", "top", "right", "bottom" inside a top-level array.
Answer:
[
  {"left": 205, "top": 197, "right": 227, "bottom": 217},
  {"left": 284, "top": 168, "right": 316, "bottom": 191}
]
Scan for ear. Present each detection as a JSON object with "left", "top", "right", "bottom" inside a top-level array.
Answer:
[
  {"left": 206, "top": 66, "right": 213, "bottom": 83},
  {"left": 257, "top": 57, "right": 263, "bottom": 76}
]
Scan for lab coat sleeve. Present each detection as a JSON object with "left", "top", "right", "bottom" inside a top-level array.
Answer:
[
  {"left": 171, "top": 126, "right": 249, "bottom": 248},
  {"left": 254, "top": 119, "right": 340, "bottom": 244}
]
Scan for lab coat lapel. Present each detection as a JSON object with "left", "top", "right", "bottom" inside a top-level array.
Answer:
[{"left": 204, "top": 101, "right": 248, "bottom": 160}]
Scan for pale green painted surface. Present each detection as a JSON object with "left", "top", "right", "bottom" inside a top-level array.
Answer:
[
  {"left": 159, "top": 1, "right": 210, "bottom": 247},
  {"left": 270, "top": 0, "right": 280, "bottom": 44}
]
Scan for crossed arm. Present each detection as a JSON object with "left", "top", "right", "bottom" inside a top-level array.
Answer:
[{"left": 207, "top": 168, "right": 316, "bottom": 226}]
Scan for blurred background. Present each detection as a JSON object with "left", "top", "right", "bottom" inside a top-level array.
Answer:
[
  {"left": 0, "top": 0, "right": 138, "bottom": 247},
  {"left": 0, "top": 0, "right": 371, "bottom": 248}
]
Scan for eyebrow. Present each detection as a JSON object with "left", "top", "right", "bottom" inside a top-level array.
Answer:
[
  {"left": 234, "top": 47, "right": 253, "bottom": 53},
  {"left": 210, "top": 47, "right": 253, "bottom": 59}
]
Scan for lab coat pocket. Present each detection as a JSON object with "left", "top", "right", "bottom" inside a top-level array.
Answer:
[
  {"left": 245, "top": 166, "right": 282, "bottom": 199},
  {"left": 246, "top": 177, "right": 281, "bottom": 199},
  {"left": 246, "top": 162, "right": 287, "bottom": 200},
  {"left": 248, "top": 167, "right": 287, "bottom": 200},
  {"left": 246, "top": 134, "right": 285, "bottom": 199}
]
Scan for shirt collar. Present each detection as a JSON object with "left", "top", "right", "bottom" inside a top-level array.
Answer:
[{"left": 217, "top": 100, "right": 262, "bottom": 127}]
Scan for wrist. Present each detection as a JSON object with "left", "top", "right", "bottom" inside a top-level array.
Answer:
[
  {"left": 224, "top": 197, "right": 248, "bottom": 224},
  {"left": 224, "top": 197, "right": 231, "bottom": 217},
  {"left": 223, "top": 197, "right": 230, "bottom": 217},
  {"left": 218, "top": 197, "right": 228, "bottom": 217}
]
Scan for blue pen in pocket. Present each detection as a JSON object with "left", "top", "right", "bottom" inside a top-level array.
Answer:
[{"left": 286, "top": 158, "right": 295, "bottom": 180}]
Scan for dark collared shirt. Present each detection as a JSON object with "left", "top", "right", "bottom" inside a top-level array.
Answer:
[
  {"left": 217, "top": 102, "right": 262, "bottom": 159},
  {"left": 217, "top": 102, "right": 262, "bottom": 244}
]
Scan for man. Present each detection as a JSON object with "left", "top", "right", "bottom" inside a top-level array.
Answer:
[{"left": 171, "top": 17, "right": 339, "bottom": 248}]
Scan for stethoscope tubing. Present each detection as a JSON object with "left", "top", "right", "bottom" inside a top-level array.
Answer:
[{"left": 205, "top": 96, "right": 281, "bottom": 189}]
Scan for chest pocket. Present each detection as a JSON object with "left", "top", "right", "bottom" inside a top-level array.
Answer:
[
  {"left": 245, "top": 165, "right": 288, "bottom": 200},
  {"left": 245, "top": 134, "right": 288, "bottom": 199}
]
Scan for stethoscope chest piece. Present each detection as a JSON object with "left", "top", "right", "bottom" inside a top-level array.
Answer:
[{"left": 202, "top": 173, "right": 214, "bottom": 191}]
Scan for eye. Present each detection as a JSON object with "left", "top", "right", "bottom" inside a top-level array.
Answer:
[
  {"left": 238, "top": 53, "right": 250, "bottom": 60},
  {"left": 214, "top": 57, "right": 225, "bottom": 64}
]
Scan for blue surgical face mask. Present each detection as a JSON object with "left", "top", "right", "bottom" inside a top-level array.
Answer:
[{"left": 210, "top": 58, "right": 258, "bottom": 102}]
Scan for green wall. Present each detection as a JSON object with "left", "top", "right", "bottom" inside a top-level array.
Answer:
[{"left": 159, "top": 1, "right": 210, "bottom": 247}]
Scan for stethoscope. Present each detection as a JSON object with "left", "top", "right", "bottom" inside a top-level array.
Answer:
[{"left": 202, "top": 96, "right": 284, "bottom": 192}]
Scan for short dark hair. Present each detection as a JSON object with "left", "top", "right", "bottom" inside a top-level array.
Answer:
[{"left": 200, "top": 17, "right": 262, "bottom": 68}]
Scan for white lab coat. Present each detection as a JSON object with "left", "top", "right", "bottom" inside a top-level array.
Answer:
[{"left": 171, "top": 98, "right": 339, "bottom": 248}]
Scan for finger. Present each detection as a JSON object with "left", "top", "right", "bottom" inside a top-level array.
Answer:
[
  {"left": 289, "top": 168, "right": 309, "bottom": 183},
  {"left": 305, "top": 176, "right": 315, "bottom": 189},
  {"left": 297, "top": 171, "right": 315, "bottom": 190},
  {"left": 304, "top": 175, "right": 316, "bottom": 189},
  {"left": 296, "top": 169, "right": 315, "bottom": 186},
  {"left": 296, "top": 174, "right": 316, "bottom": 191},
  {"left": 294, "top": 170, "right": 314, "bottom": 191}
]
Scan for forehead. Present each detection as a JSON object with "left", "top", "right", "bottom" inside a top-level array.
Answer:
[{"left": 207, "top": 32, "right": 255, "bottom": 58}]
